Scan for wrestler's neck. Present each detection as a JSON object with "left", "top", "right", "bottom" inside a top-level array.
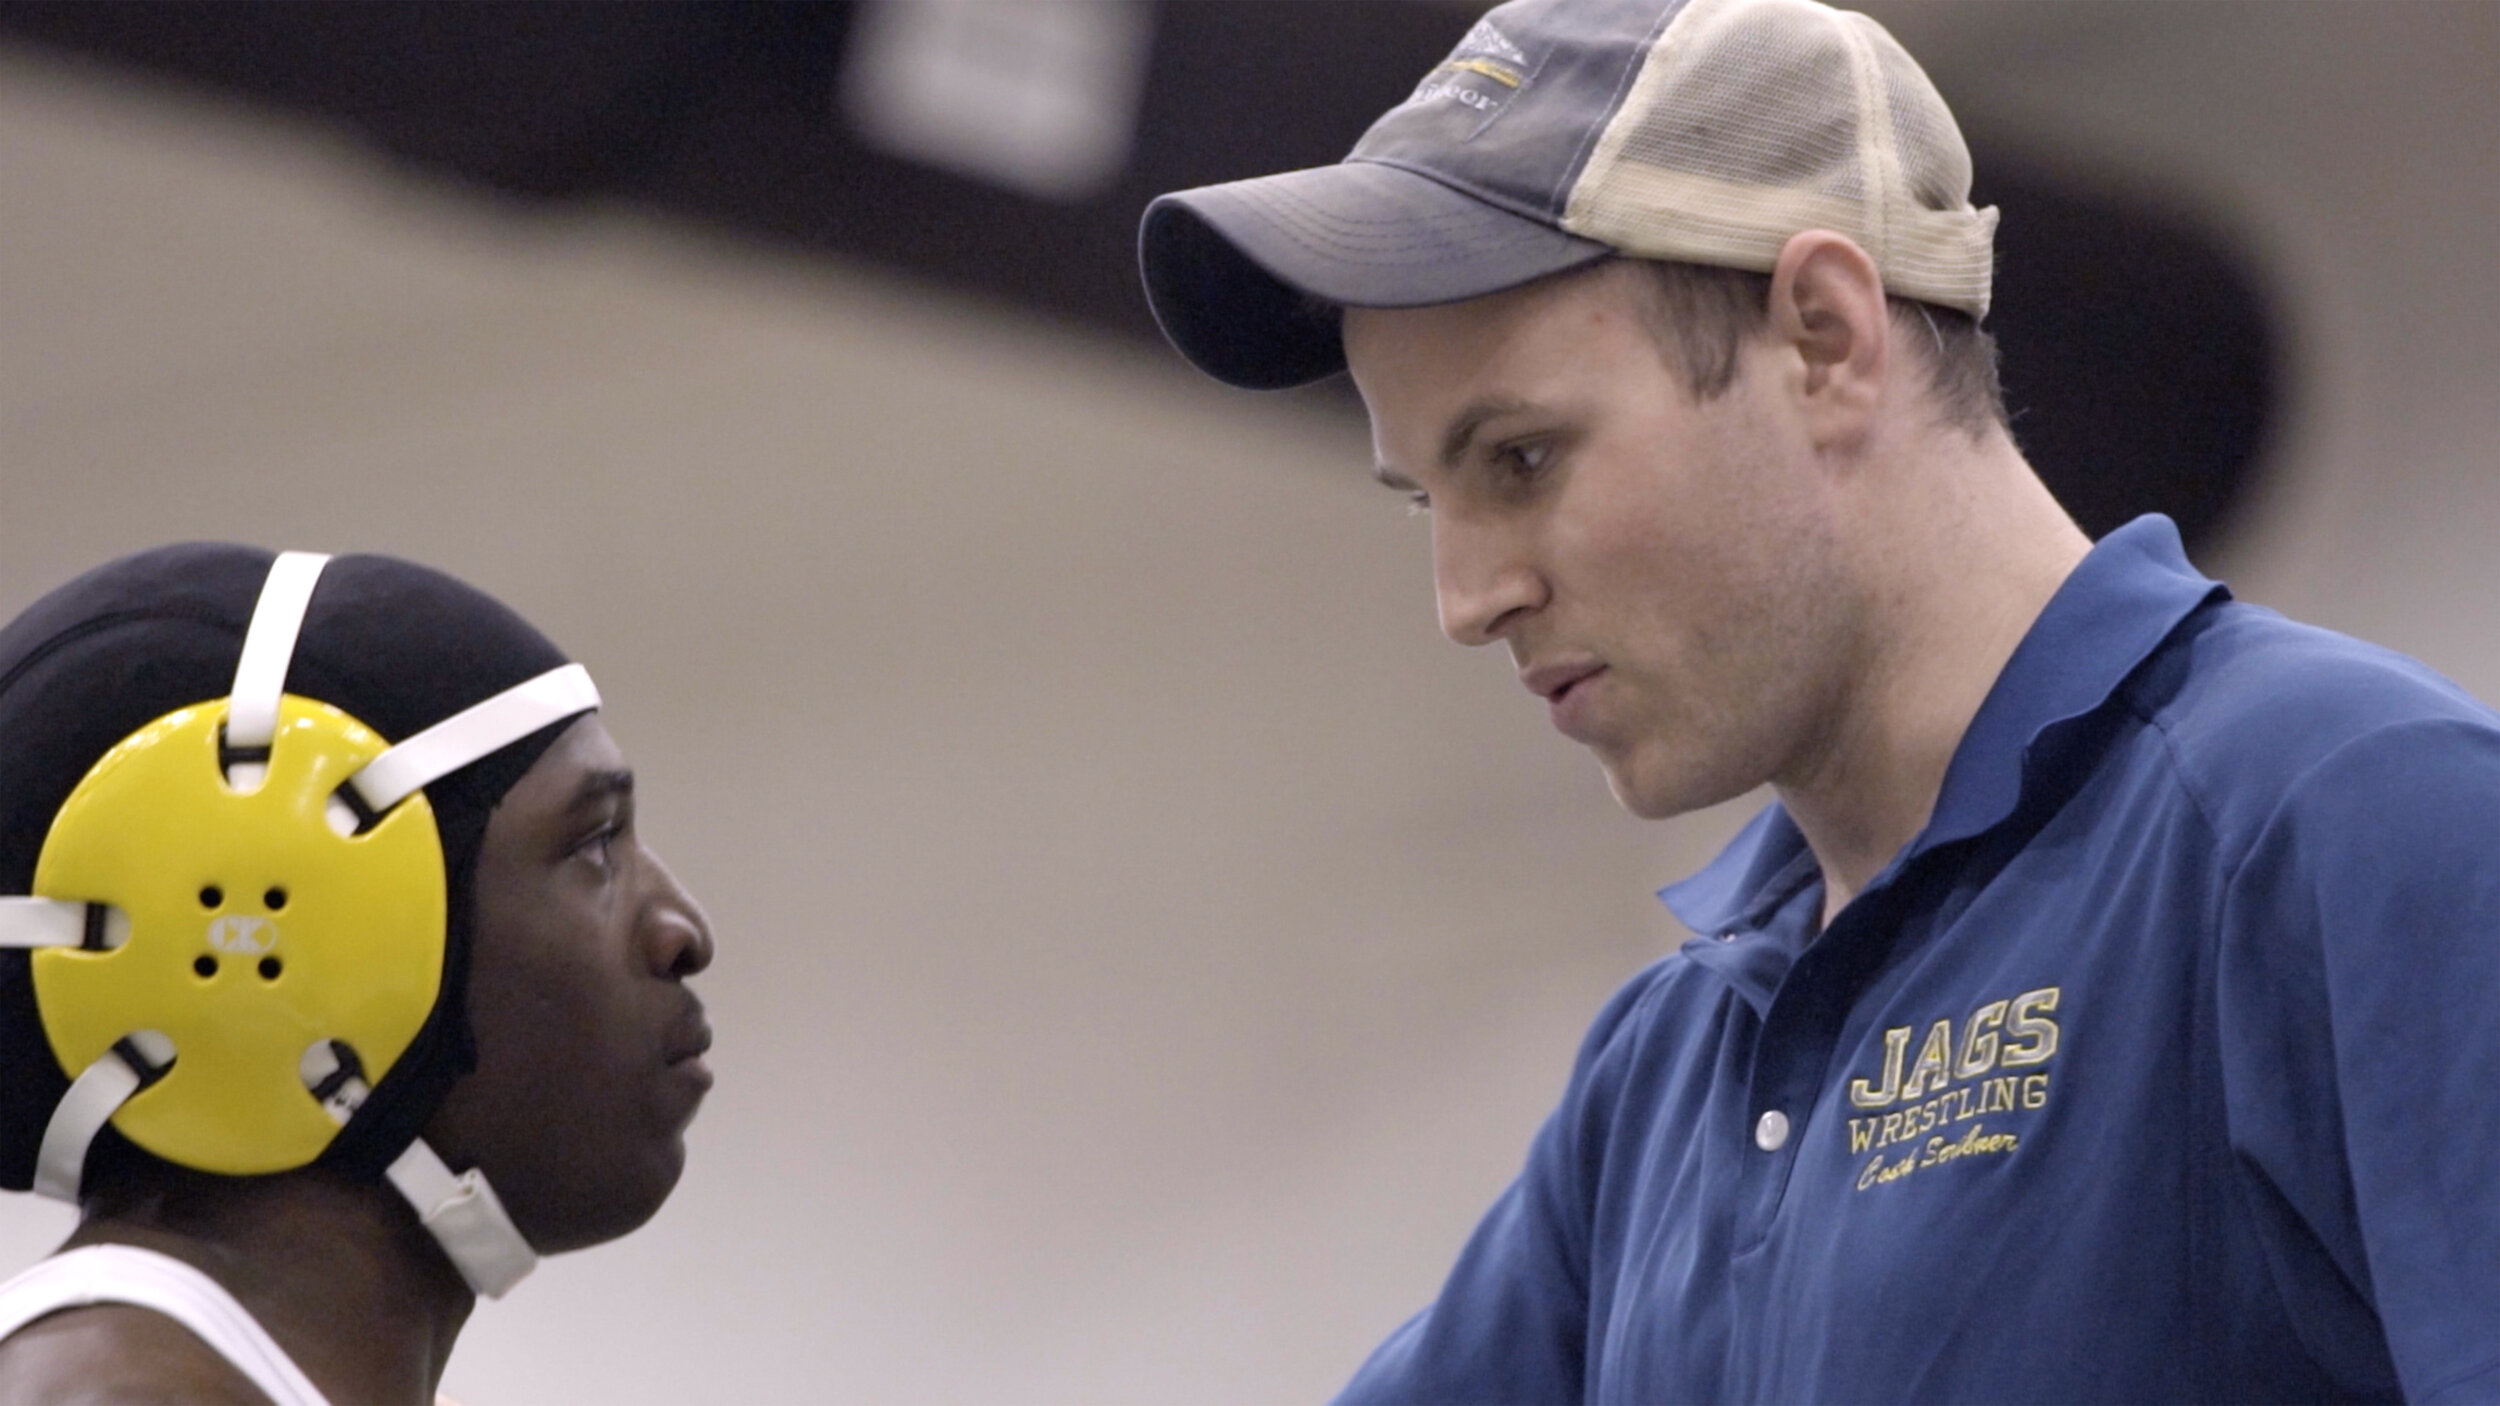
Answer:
[
  {"left": 65, "top": 1163, "right": 473, "bottom": 1404},
  {"left": 1776, "top": 429, "right": 2090, "bottom": 931}
]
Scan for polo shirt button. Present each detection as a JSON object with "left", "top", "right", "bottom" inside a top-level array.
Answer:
[{"left": 1754, "top": 1109, "right": 1791, "bottom": 1152}]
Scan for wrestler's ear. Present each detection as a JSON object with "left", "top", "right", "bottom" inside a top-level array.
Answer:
[{"left": 1765, "top": 229, "right": 1890, "bottom": 453}]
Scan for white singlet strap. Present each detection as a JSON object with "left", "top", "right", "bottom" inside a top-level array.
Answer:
[
  {"left": 33, "top": 1031, "right": 175, "bottom": 1203},
  {"left": 298, "top": 1042, "right": 537, "bottom": 1298},
  {"left": 343, "top": 663, "right": 600, "bottom": 820},
  {"left": 0, "top": 1245, "right": 331, "bottom": 1406},
  {"left": 0, "top": 897, "right": 127, "bottom": 952},
  {"left": 226, "top": 551, "right": 332, "bottom": 764}
]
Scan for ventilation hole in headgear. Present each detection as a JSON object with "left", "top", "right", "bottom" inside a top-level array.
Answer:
[
  {"left": 217, "top": 722, "right": 273, "bottom": 794},
  {"left": 328, "top": 781, "right": 383, "bottom": 838},
  {"left": 300, "top": 1039, "right": 371, "bottom": 1123},
  {"left": 300, "top": 1038, "right": 361, "bottom": 1096},
  {"left": 198, "top": 885, "right": 223, "bottom": 909},
  {"left": 118, "top": 1030, "right": 177, "bottom": 1086},
  {"left": 83, "top": 903, "right": 133, "bottom": 952},
  {"left": 264, "top": 887, "right": 288, "bottom": 911},
  {"left": 193, "top": 955, "right": 218, "bottom": 978},
  {"left": 257, "top": 956, "right": 282, "bottom": 980}
]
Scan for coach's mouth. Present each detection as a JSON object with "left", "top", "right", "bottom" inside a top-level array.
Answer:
[{"left": 1521, "top": 660, "right": 1604, "bottom": 703}]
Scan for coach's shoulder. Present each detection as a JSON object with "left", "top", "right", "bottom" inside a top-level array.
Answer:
[
  {"left": 2148, "top": 601, "right": 2496, "bottom": 769},
  {"left": 1573, "top": 953, "right": 1691, "bottom": 1067},
  {"left": 2138, "top": 600, "right": 2500, "bottom": 834}
]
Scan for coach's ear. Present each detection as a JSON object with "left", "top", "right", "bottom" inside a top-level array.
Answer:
[{"left": 1766, "top": 229, "right": 1890, "bottom": 454}]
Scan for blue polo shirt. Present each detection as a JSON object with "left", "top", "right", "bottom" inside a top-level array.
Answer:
[{"left": 1338, "top": 516, "right": 2500, "bottom": 1404}]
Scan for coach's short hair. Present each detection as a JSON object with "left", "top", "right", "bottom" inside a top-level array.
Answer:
[{"left": 1629, "top": 259, "right": 2007, "bottom": 438}]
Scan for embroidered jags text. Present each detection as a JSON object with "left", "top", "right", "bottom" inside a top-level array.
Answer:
[{"left": 1842, "top": 987, "right": 2060, "bottom": 1190}]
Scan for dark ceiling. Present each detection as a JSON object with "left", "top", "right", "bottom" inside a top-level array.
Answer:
[{"left": 0, "top": 0, "right": 2278, "bottom": 553}]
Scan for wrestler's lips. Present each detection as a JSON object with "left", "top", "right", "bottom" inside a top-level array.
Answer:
[{"left": 665, "top": 1012, "right": 715, "bottom": 1097}]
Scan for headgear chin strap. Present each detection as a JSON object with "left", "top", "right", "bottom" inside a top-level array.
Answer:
[{"left": 0, "top": 551, "right": 598, "bottom": 1299}]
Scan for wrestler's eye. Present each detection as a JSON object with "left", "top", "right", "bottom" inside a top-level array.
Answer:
[
  {"left": 577, "top": 823, "right": 622, "bottom": 870},
  {"left": 569, "top": 798, "right": 634, "bottom": 875}
]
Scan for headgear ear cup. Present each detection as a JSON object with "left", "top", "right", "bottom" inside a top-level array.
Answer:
[
  {"left": 0, "top": 550, "right": 599, "bottom": 1298},
  {"left": 28, "top": 692, "right": 445, "bottom": 1175}
]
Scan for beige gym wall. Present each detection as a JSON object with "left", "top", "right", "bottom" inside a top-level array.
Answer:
[{"left": 1, "top": 3, "right": 2494, "bottom": 1401}]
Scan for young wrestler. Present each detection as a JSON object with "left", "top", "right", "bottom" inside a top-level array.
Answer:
[{"left": 0, "top": 543, "right": 714, "bottom": 1404}]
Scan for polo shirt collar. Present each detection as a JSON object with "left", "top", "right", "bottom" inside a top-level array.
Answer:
[{"left": 1658, "top": 514, "right": 2227, "bottom": 947}]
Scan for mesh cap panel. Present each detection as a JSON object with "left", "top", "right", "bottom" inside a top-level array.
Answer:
[
  {"left": 1879, "top": 37, "right": 1971, "bottom": 214},
  {"left": 1654, "top": 17, "right": 1863, "bottom": 197},
  {"left": 1562, "top": 0, "right": 1996, "bottom": 315}
]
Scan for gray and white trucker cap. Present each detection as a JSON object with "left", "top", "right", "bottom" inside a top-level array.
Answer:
[{"left": 1139, "top": 0, "right": 1998, "bottom": 389}]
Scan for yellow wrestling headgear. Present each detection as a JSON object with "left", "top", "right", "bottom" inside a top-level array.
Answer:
[
  {"left": 0, "top": 551, "right": 600, "bottom": 1297},
  {"left": 31, "top": 695, "right": 446, "bottom": 1176}
]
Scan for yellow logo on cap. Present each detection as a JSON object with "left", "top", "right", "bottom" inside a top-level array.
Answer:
[{"left": 1445, "top": 57, "right": 1523, "bottom": 89}]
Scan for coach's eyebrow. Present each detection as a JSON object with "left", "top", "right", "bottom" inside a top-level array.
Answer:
[{"left": 1373, "top": 394, "right": 1537, "bottom": 493}]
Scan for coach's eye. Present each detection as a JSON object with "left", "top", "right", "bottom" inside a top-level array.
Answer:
[
  {"left": 1492, "top": 440, "right": 1551, "bottom": 482},
  {"left": 1481, "top": 448, "right": 1549, "bottom": 503}
]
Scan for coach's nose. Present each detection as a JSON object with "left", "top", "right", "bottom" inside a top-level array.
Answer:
[{"left": 1433, "top": 511, "right": 1545, "bottom": 648}]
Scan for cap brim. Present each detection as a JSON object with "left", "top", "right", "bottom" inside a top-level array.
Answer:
[{"left": 1139, "top": 160, "right": 1610, "bottom": 390}]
